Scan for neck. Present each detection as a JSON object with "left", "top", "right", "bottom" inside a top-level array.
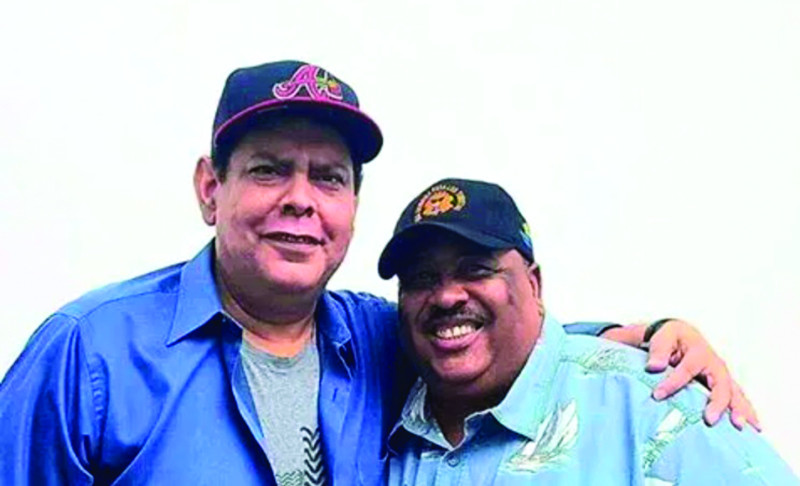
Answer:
[
  {"left": 215, "top": 264, "right": 319, "bottom": 358},
  {"left": 241, "top": 317, "right": 315, "bottom": 357},
  {"left": 428, "top": 388, "right": 507, "bottom": 446}
]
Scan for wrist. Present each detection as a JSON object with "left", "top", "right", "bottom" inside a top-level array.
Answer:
[
  {"left": 601, "top": 322, "right": 648, "bottom": 346},
  {"left": 643, "top": 318, "right": 675, "bottom": 345}
]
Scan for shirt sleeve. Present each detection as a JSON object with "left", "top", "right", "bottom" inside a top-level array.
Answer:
[
  {"left": 563, "top": 321, "right": 622, "bottom": 337},
  {"left": 0, "top": 313, "right": 100, "bottom": 485},
  {"left": 646, "top": 417, "right": 799, "bottom": 485}
]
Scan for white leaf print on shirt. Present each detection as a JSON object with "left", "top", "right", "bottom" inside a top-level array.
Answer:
[
  {"left": 644, "top": 477, "right": 674, "bottom": 486},
  {"left": 642, "top": 408, "right": 688, "bottom": 471},
  {"left": 505, "top": 400, "right": 579, "bottom": 473}
]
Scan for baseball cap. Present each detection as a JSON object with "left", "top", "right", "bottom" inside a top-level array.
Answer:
[
  {"left": 212, "top": 60, "right": 383, "bottom": 164},
  {"left": 378, "top": 178, "right": 534, "bottom": 279}
]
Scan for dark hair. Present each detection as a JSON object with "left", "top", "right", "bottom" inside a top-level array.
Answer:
[{"left": 212, "top": 113, "right": 364, "bottom": 194}]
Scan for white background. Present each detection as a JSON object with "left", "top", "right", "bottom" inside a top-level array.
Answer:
[{"left": 1, "top": 0, "right": 798, "bottom": 474}]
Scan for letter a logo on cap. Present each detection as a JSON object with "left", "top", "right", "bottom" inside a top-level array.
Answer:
[{"left": 272, "top": 64, "right": 344, "bottom": 101}]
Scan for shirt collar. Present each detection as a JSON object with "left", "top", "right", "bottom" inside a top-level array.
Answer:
[
  {"left": 490, "top": 313, "right": 567, "bottom": 440},
  {"left": 388, "top": 313, "right": 567, "bottom": 449},
  {"left": 166, "top": 241, "right": 226, "bottom": 345},
  {"left": 315, "top": 291, "right": 356, "bottom": 370},
  {"left": 165, "top": 242, "right": 356, "bottom": 364},
  {"left": 388, "top": 378, "right": 435, "bottom": 454},
  {"left": 315, "top": 292, "right": 354, "bottom": 349}
]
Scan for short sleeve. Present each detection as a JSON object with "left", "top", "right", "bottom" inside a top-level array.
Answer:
[
  {"left": 646, "top": 417, "right": 799, "bottom": 485},
  {"left": 563, "top": 321, "right": 621, "bottom": 337}
]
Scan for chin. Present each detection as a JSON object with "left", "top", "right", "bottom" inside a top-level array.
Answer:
[
  {"left": 268, "top": 272, "right": 324, "bottom": 294},
  {"left": 429, "top": 363, "right": 487, "bottom": 388},
  {"left": 262, "top": 262, "right": 329, "bottom": 294}
]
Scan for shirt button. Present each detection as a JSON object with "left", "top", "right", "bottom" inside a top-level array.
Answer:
[{"left": 446, "top": 455, "right": 460, "bottom": 467}]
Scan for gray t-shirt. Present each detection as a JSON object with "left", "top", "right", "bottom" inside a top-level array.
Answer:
[{"left": 240, "top": 336, "right": 326, "bottom": 486}]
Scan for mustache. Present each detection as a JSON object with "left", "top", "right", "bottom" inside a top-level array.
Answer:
[{"left": 424, "top": 303, "right": 489, "bottom": 330}]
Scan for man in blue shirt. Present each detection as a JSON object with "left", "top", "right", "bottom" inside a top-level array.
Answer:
[
  {"left": 0, "top": 61, "right": 757, "bottom": 485},
  {"left": 380, "top": 178, "right": 797, "bottom": 485}
]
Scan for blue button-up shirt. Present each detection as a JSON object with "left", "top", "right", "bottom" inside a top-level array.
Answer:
[
  {"left": 0, "top": 243, "right": 621, "bottom": 485},
  {"left": 0, "top": 243, "right": 409, "bottom": 485},
  {"left": 388, "top": 314, "right": 798, "bottom": 485}
]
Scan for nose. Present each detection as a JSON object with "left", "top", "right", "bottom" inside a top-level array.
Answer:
[
  {"left": 430, "top": 277, "right": 469, "bottom": 310},
  {"left": 280, "top": 174, "right": 315, "bottom": 217}
]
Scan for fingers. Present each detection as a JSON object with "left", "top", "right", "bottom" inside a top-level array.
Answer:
[
  {"left": 644, "top": 323, "right": 677, "bottom": 372},
  {"left": 729, "top": 382, "right": 762, "bottom": 432},
  {"left": 653, "top": 364, "right": 695, "bottom": 401},
  {"left": 702, "top": 373, "right": 731, "bottom": 426},
  {"left": 666, "top": 347, "right": 733, "bottom": 426},
  {"left": 641, "top": 318, "right": 763, "bottom": 432},
  {"left": 691, "top": 356, "right": 762, "bottom": 431},
  {"left": 652, "top": 345, "right": 705, "bottom": 400}
]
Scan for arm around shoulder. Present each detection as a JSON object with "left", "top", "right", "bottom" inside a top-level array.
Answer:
[
  {"left": 645, "top": 416, "right": 798, "bottom": 485},
  {"left": 563, "top": 321, "right": 626, "bottom": 338},
  {"left": 0, "top": 313, "right": 101, "bottom": 485}
]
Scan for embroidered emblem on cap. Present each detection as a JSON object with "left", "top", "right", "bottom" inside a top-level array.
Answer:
[
  {"left": 520, "top": 221, "right": 533, "bottom": 249},
  {"left": 272, "top": 64, "right": 344, "bottom": 101},
  {"left": 413, "top": 184, "right": 467, "bottom": 222}
]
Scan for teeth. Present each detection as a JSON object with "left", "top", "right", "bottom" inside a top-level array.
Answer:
[
  {"left": 435, "top": 323, "right": 477, "bottom": 340},
  {"left": 274, "top": 234, "right": 318, "bottom": 244}
]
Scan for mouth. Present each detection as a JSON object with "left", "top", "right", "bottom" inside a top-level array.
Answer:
[
  {"left": 431, "top": 321, "right": 483, "bottom": 340},
  {"left": 263, "top": 232, "right": 323, "bottom": 246},
  {"left": 424, "top": 315, "right": 486, "bottom": 350}
]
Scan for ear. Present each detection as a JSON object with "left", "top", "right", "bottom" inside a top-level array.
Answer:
[
  {"left": 194, "top": 155, "right": 220, "bottom": 226},
  {"left": 527, "top": 262, "right": 545, "bottom": 317},
  {"left": 527, "top": 262, "right": 542, "bottom": 299},
  {"left": 351, "top": 195, "right": 359, "bottom": 232}
]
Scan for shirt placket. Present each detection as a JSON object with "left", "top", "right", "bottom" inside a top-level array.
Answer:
[
  {"left": 318, "top": 337, "right": 353, "bottom": 484},
  {"left": 219, "top": 315, "right": 280, "bottom": 485},
  {"left": 435, "top": 449, "right": 465, "bottom": 486}
]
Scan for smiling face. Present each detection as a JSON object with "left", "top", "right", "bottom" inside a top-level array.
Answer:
[
  {"left": 397, "top": 232, "right": 543, "bottom": 405},
  {"left": 195, "top": 118, "right": 358, "bottom": 317}
]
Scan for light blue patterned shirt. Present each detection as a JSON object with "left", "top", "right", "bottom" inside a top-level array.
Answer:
[{"left": 388, "top": 314, "right": 798, "bottom": 485}]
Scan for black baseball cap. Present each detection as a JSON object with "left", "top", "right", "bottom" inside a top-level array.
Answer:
[
  {"left": 212, "top": 60, "right": 383, "bottom": 164},
  {"left": 378, "top": 178, "right": 534, "bottom": 279}
]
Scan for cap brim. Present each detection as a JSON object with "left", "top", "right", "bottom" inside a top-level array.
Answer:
[
  {"left": 213, "top": 99, "right": 383, "bottom": 164},
  {"left": 377, "top": 222, "right": 516, "bottom": 279}
]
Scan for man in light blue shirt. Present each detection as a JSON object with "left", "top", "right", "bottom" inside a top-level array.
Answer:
[
  {"left": 0, "top": 61, "right": 760, "bottom": 485},
  {"left": 380, "top": 178, "right": 797, "bottom": 485}
]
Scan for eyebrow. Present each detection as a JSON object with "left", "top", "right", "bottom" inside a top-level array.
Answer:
[
  {"left": 247, "top": 151, "right": 280, "bottom": 163},
  {"left": 403, "top": 251, "right": 498, "bottom": 272},
  {"left": 459, "top": 253, "right": 500, "bottom": 264},
  {"left": 247, "top": 150, "right": 351, "bottom": 169},
  {"left": 309, "top": 158, "right": 352, "bottom": 171}
]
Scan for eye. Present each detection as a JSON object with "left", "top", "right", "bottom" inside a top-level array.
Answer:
[
  {"left": 459, "top": 262, "right": 498, "bottom": 281},
  {"left": 248, "top": 163, "right": 280, "bottom": 178},
  {"left": 399, "top": 270, "right": 439, "bottom": 291},
  {"left": 316, "top": 173, "right": 345, "bottom": 185},
  {"left": 310, "top": 162, "right": 351, "bottom": 189}
]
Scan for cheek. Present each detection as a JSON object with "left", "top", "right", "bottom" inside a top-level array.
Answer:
[
  {"left": 488, "top": 286, "right": 538, "bottom": 347},
  {"left": 321, "top": 198, "right": 357, "bottom": 242},
  {"left": 217, "top": 186, "right": 260, "bottom": 226},
  {"left": 474, "top": 282, "right": 512, "bottom": 321},
  {"left": 399, "top": 291, "right": 428, "bottom": 322},
  {"left": 398, "top": 296, "right": 428, "bottom": 336}
]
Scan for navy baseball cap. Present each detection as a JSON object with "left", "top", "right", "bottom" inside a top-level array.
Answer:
[
  {"left": 378, "top": 178, "right": 534, "bottom": 279},
  {"left": 212, "top": 60, "right": 383, "bottom": 164}
]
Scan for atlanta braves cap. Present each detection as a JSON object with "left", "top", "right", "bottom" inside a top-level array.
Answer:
[
  {"left": 378, "top": 178, "right": 534, "bottom": 279},
  {"left": 212, "top": 60, "right": 383, "bottom": 164}
]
